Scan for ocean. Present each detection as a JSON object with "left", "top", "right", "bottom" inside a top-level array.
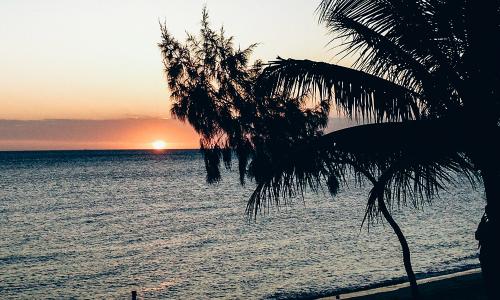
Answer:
[{"left": 0, "top": 150, "right": 484, "bottom": 299}]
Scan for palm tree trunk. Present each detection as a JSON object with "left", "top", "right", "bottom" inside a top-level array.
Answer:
[
  {"left": 377, "top": 194, "right": 419, "bottom": 299},
  {"left": 464, "top": 122, "right": 500, "bottom": 299},
  {"left": 356, "top": 165, "right": 420, "bottom": 299},
  {"left": 476, "top": 161, "right": 500, "bottom": 300}
]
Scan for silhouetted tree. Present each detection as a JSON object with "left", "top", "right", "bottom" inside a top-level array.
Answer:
[
  {"left": 159, "top": 3, "right": 497, "bottom": 298},
  {"left": 159, "top": 8, "right": 331, "bottom": 188},
  {"left": 255, "top": 1, "right": 499, "bottom": 298}
]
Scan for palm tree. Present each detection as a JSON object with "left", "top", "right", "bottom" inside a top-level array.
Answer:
[
  {"left": 255, "top": 0, "right": 499, "bottom": 298},
  {"left": 159, "top": 2, "right": 499, "bottom": 298}
]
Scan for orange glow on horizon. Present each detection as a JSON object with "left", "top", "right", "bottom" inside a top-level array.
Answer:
[{"left": 0, "top": 118, "right": 200, "bottom": 151}]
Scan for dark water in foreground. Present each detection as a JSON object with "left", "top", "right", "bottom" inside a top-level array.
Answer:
[{"left": 0, "top": 150, "right": 484, "bottom": 299}]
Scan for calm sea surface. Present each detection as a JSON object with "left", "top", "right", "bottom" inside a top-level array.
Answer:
[{"left": 0, "top": 150, "right": 484, "bottom": 299}]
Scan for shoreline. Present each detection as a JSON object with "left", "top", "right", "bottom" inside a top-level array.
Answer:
[{"left": 319, "top": 268, "right": 484, "bottom": 300}]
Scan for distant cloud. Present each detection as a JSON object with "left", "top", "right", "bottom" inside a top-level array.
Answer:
[
  {"left": 0, "top": 117, "right": 356, "bottom": 151},
  {"left": 0, "top": 118, "right": 199, "bottom": 150}
]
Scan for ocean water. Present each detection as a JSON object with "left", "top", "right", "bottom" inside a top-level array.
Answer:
[{"left": 0, "top": 150, "right": 484, "bottom": 299}]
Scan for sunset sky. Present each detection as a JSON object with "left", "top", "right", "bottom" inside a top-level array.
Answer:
[{"left": 1, "top": 0, "right": 339, "bottom": 150}]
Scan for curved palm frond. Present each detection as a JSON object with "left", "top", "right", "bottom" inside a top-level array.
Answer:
[
  {"left": 259, "top": 58, "right": 423, "bottom": 122},
  {"left": 319, "top": 0, "right": 465, "bottom": 75},
  {"left": 245, "top": 120, "right": 481, "bottom": 219},
  {"left": 317, "top": 0, "right": 466, "bottom": 105}
]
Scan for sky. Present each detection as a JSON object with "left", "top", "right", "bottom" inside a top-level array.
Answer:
[{"left": 0, "top": 0, "right": 338, "bottom": 150}]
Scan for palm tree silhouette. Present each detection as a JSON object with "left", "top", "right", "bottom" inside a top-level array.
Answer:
[
  {"left": 159, "top": 2, "right": 499, "bottom": 298},
  {"left": 257, "top": 1, "right": 499, "bottom": 298}
]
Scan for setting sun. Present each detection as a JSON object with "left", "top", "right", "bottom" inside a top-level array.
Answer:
[{"left": 151, "top": 140, "right": 167, "bottom": 150}]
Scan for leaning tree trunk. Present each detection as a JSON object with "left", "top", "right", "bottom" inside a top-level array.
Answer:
[
  {"left": 360, "top": 168, "right": 420, "bottom": 299},
  {"left": 377, "top": 192, "right": 419, "bottom": 299}
]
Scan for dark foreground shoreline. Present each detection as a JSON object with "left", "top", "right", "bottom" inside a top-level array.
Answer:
[{"left": 318, "top": 268, "right": 484, "bottom": 300}]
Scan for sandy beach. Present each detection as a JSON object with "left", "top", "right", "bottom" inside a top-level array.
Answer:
[{"left": 320, "top": 269, "right": 486, "bottom": 300}]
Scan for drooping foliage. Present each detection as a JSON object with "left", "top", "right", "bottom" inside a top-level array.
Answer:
[{"left": 159, "top": 7, "right": 330, "bottom": 187}]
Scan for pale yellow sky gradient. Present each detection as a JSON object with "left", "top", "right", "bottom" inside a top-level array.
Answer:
[{"left": 1, "top": 0, "right": 334, "bottom": 120}]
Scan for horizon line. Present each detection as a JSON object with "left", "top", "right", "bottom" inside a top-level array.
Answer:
[
  {"left": 0, "top": 117, "right": 175, "bottom": 122},
  {"left": 0, "top": 148, "right": 201, "bottom": 153}
]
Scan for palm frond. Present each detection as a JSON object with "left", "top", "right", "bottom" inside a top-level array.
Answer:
[
  {"left": 317, "top": 0, "right": 467, "bottom": 111},
  {"left": 259, "top": 58, "right": 422, "bottom": 122},
  {"left": 319, "top": 1, "right": 430, "bottom": 87},
  {"left": 245, "top": 120, "right": 480, "bottom": 220}
]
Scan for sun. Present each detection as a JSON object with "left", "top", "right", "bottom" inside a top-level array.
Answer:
[{"left": 151, "top": 140, "right": 167, "bottom": 150}]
